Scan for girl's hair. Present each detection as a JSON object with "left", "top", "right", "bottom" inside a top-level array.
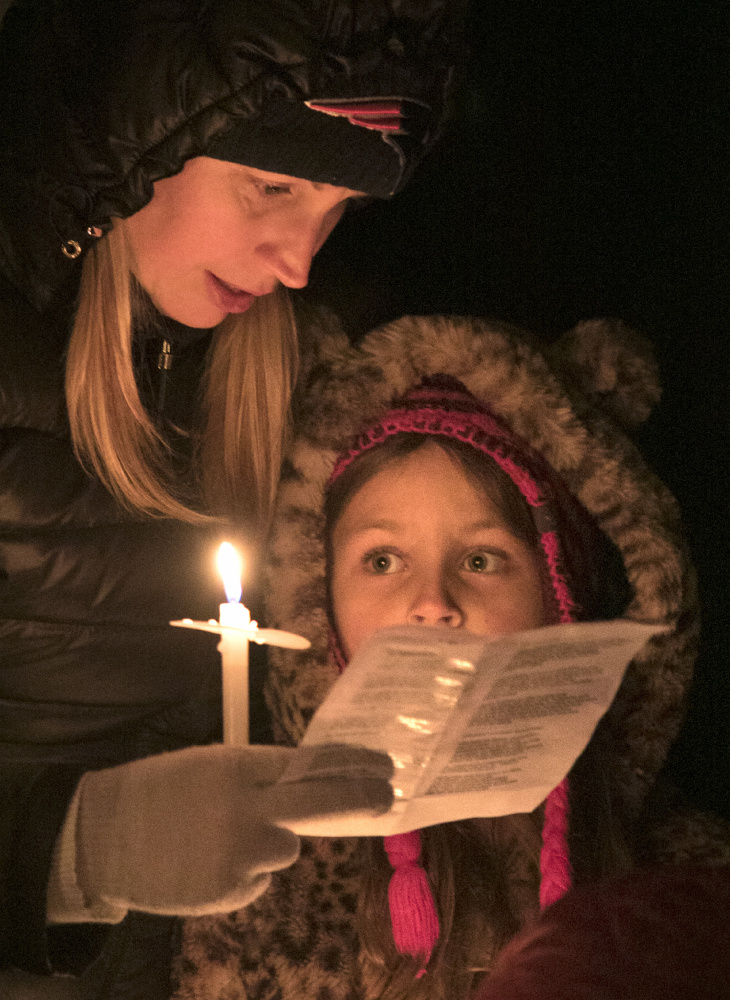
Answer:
[
  {"left": 358, "top": 823, "right": 525, "bottom": 1000},
  {"left": 324, "top": 432, "right": 633, "bottom": 999},
  {"left": 65, "top": 221, "right": 298, "bottom": 526}
]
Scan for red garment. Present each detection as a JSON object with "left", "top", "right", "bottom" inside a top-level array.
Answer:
[{"left": 472, "top": 865, "right": 730, "bottom": 1000}]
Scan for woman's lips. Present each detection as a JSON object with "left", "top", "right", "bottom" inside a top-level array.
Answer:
[{"left": 205, "top": 272, "right": 258, "bottom": 314}]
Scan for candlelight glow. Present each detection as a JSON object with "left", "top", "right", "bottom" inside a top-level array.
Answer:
[{"left": 217, "top": 542, "right": 243, "bottom": 604}]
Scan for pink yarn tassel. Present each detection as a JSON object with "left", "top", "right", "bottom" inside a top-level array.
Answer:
[
  {"left": 384, "top": 830, "right": 440, "bottom": 977},
  {"left": 539, "top": 777, "right": 573, "bottom": 909}
]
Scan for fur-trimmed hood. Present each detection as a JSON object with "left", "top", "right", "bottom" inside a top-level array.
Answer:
[
  {"left": 266, "top": 315, "right": 694, "bottom": 793},
  {"left": 177, "top": 315, "right": 699, "bottom": 999}
]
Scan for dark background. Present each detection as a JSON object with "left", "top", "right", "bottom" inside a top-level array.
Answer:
[{"left": 311, "top": 1, "right": 730, "bottom": 819}]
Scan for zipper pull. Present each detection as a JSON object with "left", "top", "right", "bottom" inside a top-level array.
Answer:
[
  {"left": 156, "top": 339, "right": 174, "bottom": 415},
  {"left": 157, "top": 338, "right": 174, "bottom": 371}
]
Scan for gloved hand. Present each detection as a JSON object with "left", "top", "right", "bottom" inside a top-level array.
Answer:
[{"left": 75, "top": 743, "right": 393, "bottom": 917}]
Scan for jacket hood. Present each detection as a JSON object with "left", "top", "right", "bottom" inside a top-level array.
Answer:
[
  {"left": 0, "top": 0, "right": 464, "bottom": 314},
  {"left": 178, "top": 315, "right": 700, "bottom": 999}
]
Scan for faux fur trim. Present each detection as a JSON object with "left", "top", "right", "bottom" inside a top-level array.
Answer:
[{"left": 548, "top": 319, "right": 662, "bottom": 430}]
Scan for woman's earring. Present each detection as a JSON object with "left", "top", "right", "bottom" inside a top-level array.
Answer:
[
  {"left": 61, "top": 240, "right": 82, "bottom": 259},
  {"left": 50, "top": 185, "right": 101, "bottom": 259},
  {"left": 59, "top": 226, "right": 101, "bottom": 258}
]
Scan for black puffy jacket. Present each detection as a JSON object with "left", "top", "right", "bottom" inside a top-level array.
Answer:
[{"left": 0, "top": 0, "right": 463, "bottom": 990}]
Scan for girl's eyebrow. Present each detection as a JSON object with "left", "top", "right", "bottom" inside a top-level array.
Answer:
[
  {"left": 341, "top": 519, "right": 403, "bottom": 537},
  {"left": 340, "top": 518, "right": 510, "bottom": 540},
  {"left": 467, "top": 519, "right": 509, "bottom": 532}
]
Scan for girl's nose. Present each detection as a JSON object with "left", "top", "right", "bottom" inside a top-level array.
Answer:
[{"left": 408, "top": 577, "right": 464, "bottom": 629}]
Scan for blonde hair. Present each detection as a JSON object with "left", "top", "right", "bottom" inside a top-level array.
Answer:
[{"left": 65, "top": 221, "right": 297, "bottom": 527}]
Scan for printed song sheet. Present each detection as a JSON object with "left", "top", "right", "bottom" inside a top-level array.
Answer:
[{"left": 279, "top": 619, "right": 666, "bottom": 836}]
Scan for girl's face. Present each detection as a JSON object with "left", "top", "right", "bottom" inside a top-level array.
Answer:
[
  {"left": 331, "top": 442, "right": 549, "bottom": 659},
  {"left": 124, "top": 156, "right": 364, "bottom": 327}
]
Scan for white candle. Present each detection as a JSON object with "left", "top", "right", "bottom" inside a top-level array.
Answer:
[
  {"left": 169, "top": 544, "right": 311, "bottom": 747},
  {"left": 217, "top": 542, "right": 250, "bottom": 746}
]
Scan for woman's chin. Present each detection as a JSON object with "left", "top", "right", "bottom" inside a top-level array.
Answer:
[{"left": 152, "top": 293, "right": 227, "bottom": 329}]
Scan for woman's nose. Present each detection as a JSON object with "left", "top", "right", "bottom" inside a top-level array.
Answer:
[
  {"left": 257, "top": 208, "right": 340, "bottom": 289},
  {"left": 407, "top": 577, "right": 464, "bottom": 628},
  {"left": 259, "top": 236, "right": 314, "bottom": 289}
]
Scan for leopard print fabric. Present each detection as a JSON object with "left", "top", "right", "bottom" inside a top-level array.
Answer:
[{"left": 176, "top": 838, "right": 367, "bottom": 1000}]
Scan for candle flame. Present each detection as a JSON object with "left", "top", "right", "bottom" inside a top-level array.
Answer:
[{"left": 217, "top": 542, "right": 243, "bottom": 604}]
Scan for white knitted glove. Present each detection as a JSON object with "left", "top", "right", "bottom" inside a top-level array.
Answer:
[{"left": 74, "top": 743, "right": 392, "bottom": 917}]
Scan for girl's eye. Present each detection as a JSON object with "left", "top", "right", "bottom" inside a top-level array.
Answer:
[
  {"left": 462, "top": 551, "right": 502, "bottom": 573},
  {"left": 364, "top": 551, "right": 403, "bottom": 575}
]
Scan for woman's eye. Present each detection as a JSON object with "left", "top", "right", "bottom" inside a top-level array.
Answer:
[
  {"left": 248, "top": 176, "right": 293, "bottom": 196},
  {"left": 462, "top": 551, "right": 502, "bottom": 573},
  {"left": 364, "top": 551, "right": 403, "bottom": 575}
]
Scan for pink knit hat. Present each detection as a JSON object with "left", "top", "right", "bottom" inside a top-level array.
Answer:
[{"left": 323, "top": 375, "right": 612, "bottom": 973}]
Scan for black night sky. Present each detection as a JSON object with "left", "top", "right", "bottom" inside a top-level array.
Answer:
[{"left": 311, "top": 1, "right": 730, "bottom": 819}]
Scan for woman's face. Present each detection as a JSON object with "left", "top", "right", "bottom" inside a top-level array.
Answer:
[
  {"left": 124, "top": 156, "right": 364, "bottom": 327},
  {"left": 331, "top": 442, "right": 549, "bottom": 659}
]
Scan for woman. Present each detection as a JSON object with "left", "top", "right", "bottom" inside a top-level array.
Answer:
[
  {"left": 176, "top": 315, "right": 711, "bottom": 998},
  {"left": 0, "top": 0, "right": 465, "bottom": 992}
]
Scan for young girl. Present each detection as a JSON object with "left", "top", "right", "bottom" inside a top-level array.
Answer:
[{"left": 176, "top": 314, "right": 701, "bottom": 1000}]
